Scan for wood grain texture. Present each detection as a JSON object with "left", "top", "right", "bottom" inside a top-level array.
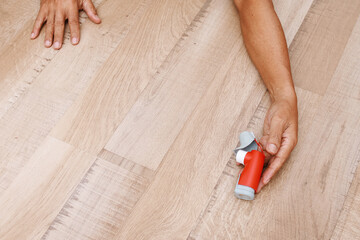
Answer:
[
  {"left": 332, "top": 162, "right": 360, "bottom": 240},
  {"left": 0, "top": 137, "right": 96, "bottom": 240},
  {"left": 289, "top": 0, "right": 360, "bottom": 95},
  {"left": 1, "top": 0, "right": 359, "bottom": 239},
  {"left": 113, "top": 1, "right": 313, "bottom": 238},
  {"left": 0, "top": 0, "right": 144, "bottom": 117},
  {"left": 0, "top": 0, "right": 102, "bottom": 117},
  {"left": 188, "top": 89, "right": 324, "bottom": 240},
  {"left": 0, "top": 0, "right": 38, "bottom": 51},
  {"left": 50, "top": 0, "right": 207, "bottom": 154},
  {"left": 103, "top": 0, "right": 315, "bottom": 171},
  {"left": 271, "top": 0, "right": 314, "bottom": 45},
  {"left": 42, "top": 150, "right": 154, "bottom": 240},
  {"left": 0, "top": 0, "right": 150, "bottom": 194},
  {"left": 104, "top": 0, "right": 242, "bottom": 170},
  {"left": 189, "top": 14, "right": 360, "bottom": 240}
]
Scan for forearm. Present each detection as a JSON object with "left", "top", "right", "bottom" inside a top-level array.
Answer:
[{"left": 234, "top": 0, "right": 296, "bottom": 103}]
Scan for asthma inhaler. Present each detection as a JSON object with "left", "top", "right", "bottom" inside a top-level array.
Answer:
[{"left": 234, "top": 131, "right": 265, "bottom": 200}]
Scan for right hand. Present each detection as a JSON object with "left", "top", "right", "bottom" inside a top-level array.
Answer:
[
  {"left": 257, "top": 94, "right": 298, "bottom": 192},
  {"left": 31, "top": 0, "right": 101, "bottom": 49}
]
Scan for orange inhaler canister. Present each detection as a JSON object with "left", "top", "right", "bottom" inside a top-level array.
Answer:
[{"left": 234, "top": 131, "right": 265, "bottom": 200}]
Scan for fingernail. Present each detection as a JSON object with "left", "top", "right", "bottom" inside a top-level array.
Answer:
[
  {"left": 54, "top": 42, "right": 60, "bottom": 49},
  {"left": 31, "top": 32, "right": 35, "bottom": 38},
  {"left": 268, "top": 144, "right": 278, "bottom": 154},
  {"left": 94, "top": 14, "right": 100, "bottom": 21},
  {"left": 72, "top": 37, "right": 78, "bottom": 44},
  {"left": 45, "top": 40, "right": 51, "bottom": 47}
]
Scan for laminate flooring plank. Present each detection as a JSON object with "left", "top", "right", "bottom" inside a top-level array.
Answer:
[
  {"left": 189, "top": 15, "right": 360, "bottom": 240},
  {"left": 331, "top": 163, "right": 360, "bottom": 240},
  {"left": 0, "top": 0, "right": 95, "bottom": 118},
  {"left": 271, "top": 0, "right": 314, "bottom": 45},
  {"left": 0, "top": 27, "right": 58, "bottom": 118},
  {"left": 113, "top": 1, "right": 314, "bottom": 238},
  {"left": 0, "top": 0, "right": 103, "bottom": 101},
  {"left": 50, "top": 0, "right": 208, "bottom": 154},
  {"left": 104, "top": 0, "right": 242, "bottom": 170},
  {"left": 0, "top": 136, "right": 97, "bottom": 240},
  {"left": 42, "top": 150, "right": 154, "bottom": 240},
  {"left": 188, "top": 89, "right": 324, "bottom": 240},
  {"left": 0, "top": 0, "right": 38, "bottom": 50},
  {"left": 0, "top": 0, "right": 148, "bottom": 118},
  {"left": 289, "top": 0, "right": 360, "bottom": 95},
  {"left": 115, "top": 45, "right": 263, "bottom": 240},
  {"left": 0, "top": 0, "right": 150, "bottom": 194},
  {"left": 104, "top": 0, "right": 314, "bottom": 171}
]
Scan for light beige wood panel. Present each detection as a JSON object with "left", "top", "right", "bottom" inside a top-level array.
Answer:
[
  {"left": 272, "top": 0, "right": 314, "bottom": 45},
  {"left": 331, "top": 163, "right": 360, "bottom": 240},
  {"left": 0, "top": 0, "right": 38, "bottom": 49},
  {"left": 290, "top": 0, "right": 360, "bottom": 95},
  {"left": 105, "top": 0, "right": 242, "bottom": 170},
  {"left": 104, "top": 0, "right": 315, "bottom": 171},
  {"left": 0, "top": 0, "right": 150, "bottom": 194},
  {"left": 115, "top": 46, "right": 263, "bottom": 240},
  {"left": 0, "top": 136, "right": 96, "bottom": 240},
  {"left": 0, "top": 0, "right": 148, "bottom": 118},
  {"left": 188, "top": 89, "right": 324, "bottom": 239},
  {"left": 50, "top": 0, "right": 207, "bottom": 154},
  {"left": 0, "top": 0, "right": 104, "bottom": 98},
  {"left": 0, "top": 87, "right": 73, "bottom": 193},
  {"left": 42, "top": 150, "right": 154, "bottom": 240},
  {"left": 189, "top": 15, "right": 360, "bottom": 240},
  {"left": 113, "top": 1, "right": 314, "bottom": 238},
  {"left": 0, "top": 27, "right": 58, "bottom": 118}
]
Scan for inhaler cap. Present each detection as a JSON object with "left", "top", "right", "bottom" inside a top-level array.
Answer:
[{"left": 234, "top": 131, "right": 257, "bottom": 153}]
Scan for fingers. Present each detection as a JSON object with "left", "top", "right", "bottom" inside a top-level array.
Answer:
[
  {"left": 266, "top": 117, "right": 285, "bottom": 155},
  {"left": 82, "top": 0, "right": 101, "bottom": 24},
  {"left": 257, "top": 127, "right": 297, "bottom": 192},
  {"left": 44, "top": 12, "right": 55, "bottom": 47},
  {"left": 53, "top": 12, "right": 65, "bottom": 49},
  {"left": 259, "top": 136, "right": 271, "bottom": 163},
  {"left": 257, "top": 156, "right": 278, "bottom": 192},
  {"left": 31, "top": 10, "right": 46, "bottom": 39},
  {"left": 68, "top": 6, "right": 80, "bottom": 45},
  {"left": 34, "top": 0, "right": 100, "bottom": 48}
]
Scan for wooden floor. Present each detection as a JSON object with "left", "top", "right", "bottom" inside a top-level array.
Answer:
[{"left": 0, "top": 0, "right": 359, "bottom": 239}]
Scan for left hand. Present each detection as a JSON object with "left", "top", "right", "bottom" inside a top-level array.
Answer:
[
  {"left": 31, "top": 0, "right": 101, "bottom": 49},
  {"left": 257, "top": 93, "right": 298, "bottom": 192}
]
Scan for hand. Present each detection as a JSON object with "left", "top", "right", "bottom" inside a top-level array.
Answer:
[
  {"left": 31, "top": 0, "right": 101, "bottom": 49},
  {"left": 257, "top": 93, "right": 298, "bottom": 192}
]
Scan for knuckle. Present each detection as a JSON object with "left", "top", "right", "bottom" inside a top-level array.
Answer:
[
  {"left": 68, "top": 18, "right": 79, "bottom": 25},
  {"left": 46, "top": 27, "right": 54, "bottom": 35},
  {"left": 47, "top": 22, "right": 54, "bottom": 29},
  {"left": 54, "top": 21, "right": 64, "bottom": 27},
  {"left": 35, "top": 19, "right": 43, "bottom": 27},
  {"left": 269, "top": 133, "right": 281, "bottom": 142},
  {"left": 47, "top": 19, "right": 54, "bottom": 27},
  {"left": 272, "top": 115, "right": 283, "bottom": 122},
  {"left": 269, "top": 164, "right": 279, "bottom": 173},
  {"left": 274, "top": 158, "right": 284, "bottom": 167}
]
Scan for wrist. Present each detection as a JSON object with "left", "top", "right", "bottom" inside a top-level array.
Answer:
[{"left": 269, "top": 85, "right": 297, "bottom": 104}]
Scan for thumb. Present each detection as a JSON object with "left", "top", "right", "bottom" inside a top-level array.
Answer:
[
  {"left": 83, "top": 0, "right": 101, "bottom": 24},
  {"left": 266, "top": 118, "right": 284, "bottom": 155}
]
